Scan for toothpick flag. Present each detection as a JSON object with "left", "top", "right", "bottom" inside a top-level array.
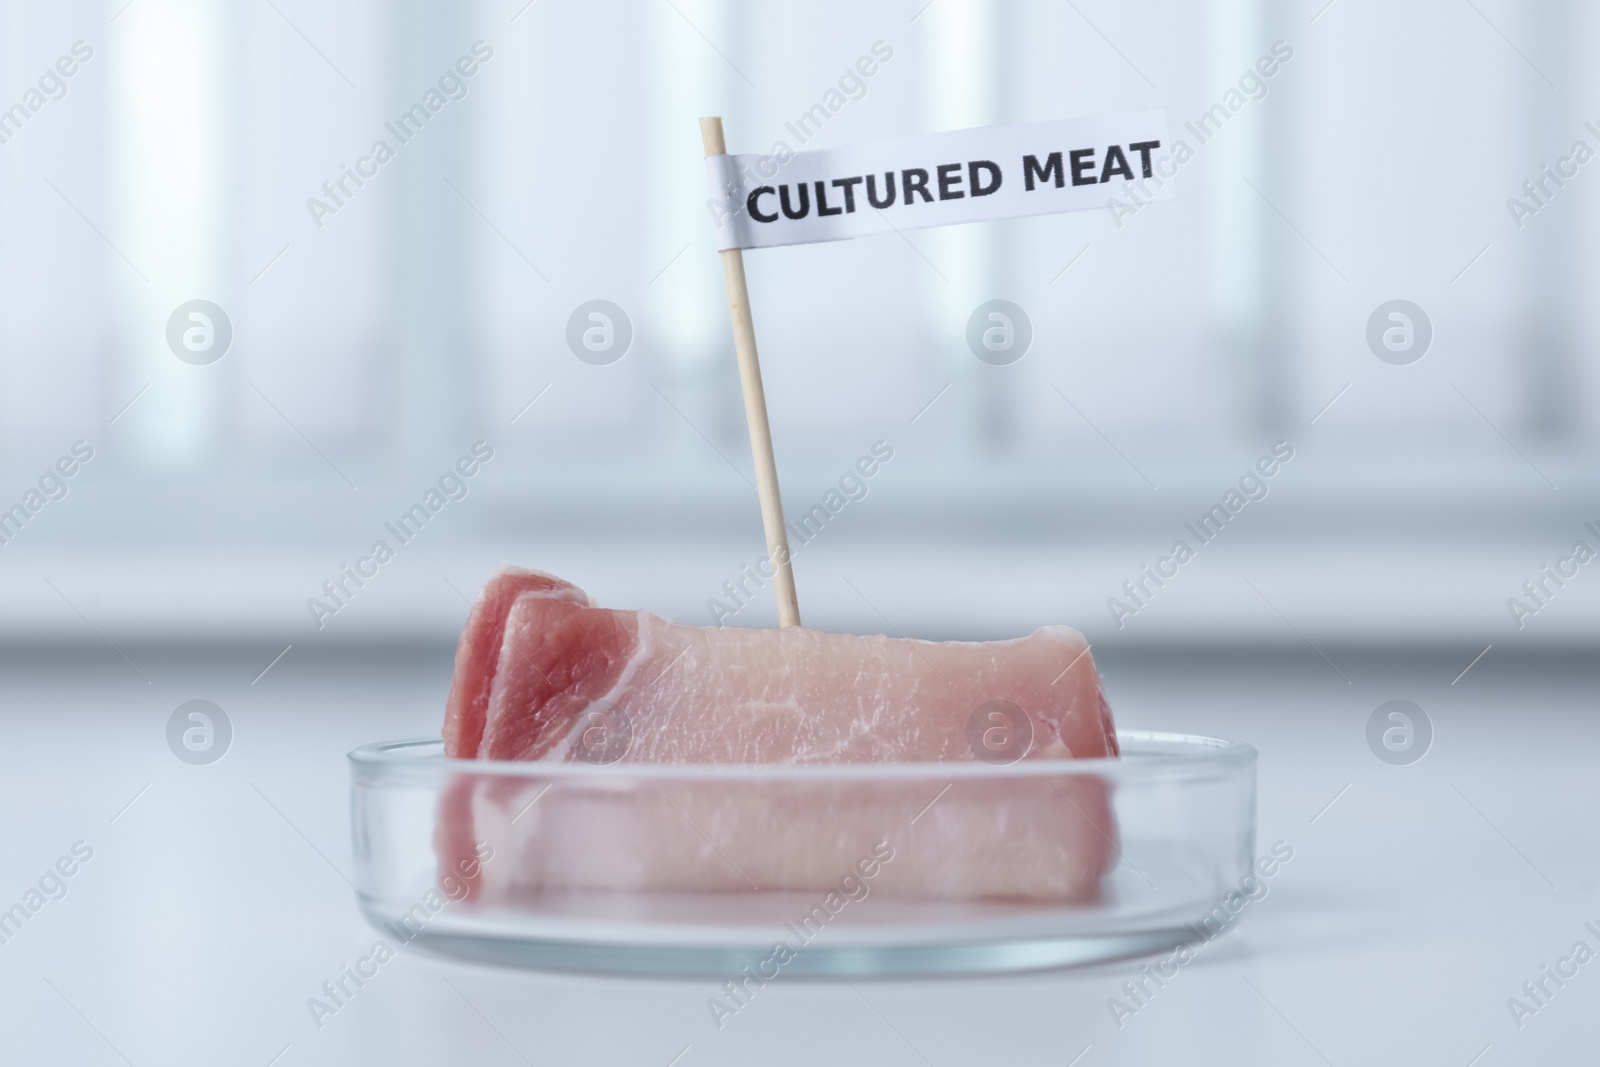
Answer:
[{"left": 699, "top": 110, "right": 1175, "bottom": 626}]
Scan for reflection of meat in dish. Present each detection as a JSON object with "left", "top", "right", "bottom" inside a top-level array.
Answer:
[{"left": 437, "top": 566, "right": 1120, "bottom": 902}]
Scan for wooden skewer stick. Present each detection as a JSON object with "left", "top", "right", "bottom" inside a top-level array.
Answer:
[{"left": 699, "top": 115, "right": 801, "bottom": 628}]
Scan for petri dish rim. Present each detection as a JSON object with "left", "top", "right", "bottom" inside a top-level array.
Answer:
[{"left": 349, "top": 730, "right": 1256, "bottom": 784}]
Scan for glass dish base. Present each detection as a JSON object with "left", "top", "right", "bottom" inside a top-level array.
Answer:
[{"left": 350, "top": 732, "right": 1257, "bottom": 977}]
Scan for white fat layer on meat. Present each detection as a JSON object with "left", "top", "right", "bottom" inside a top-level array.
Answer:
[
  {"left": 542, "top": 615, "right": 1094, "bottom": 765},
  {"left": 541, "top": 609, "right": 654, "bottom": 762}
]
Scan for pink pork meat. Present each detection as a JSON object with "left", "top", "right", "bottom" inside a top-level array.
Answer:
[{"left": 438, "top": 567, "right": 1120, "bottom": 902}]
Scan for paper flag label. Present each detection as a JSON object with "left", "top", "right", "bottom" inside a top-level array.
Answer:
[{"left": 706, "top": 109, "right": 1175, "bottom": 251}]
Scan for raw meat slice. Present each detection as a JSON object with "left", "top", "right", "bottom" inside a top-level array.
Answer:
[
  {"left": 441, "top": 568, "right": 588, "bottom": 760},
  {"left": 455, "top": 574, "right": 1116, "bottom": 765},
  {"left": 436, "top": 567, "right": 1120, "bottom": 902}
]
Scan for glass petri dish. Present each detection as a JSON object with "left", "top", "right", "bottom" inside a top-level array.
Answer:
[{"left": 349, "top": 731, "right": 1256, "bottom": 977}]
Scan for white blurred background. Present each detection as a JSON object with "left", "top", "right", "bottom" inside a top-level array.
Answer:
[{"left": 0, "top": 0, "right": 1596, "bottom": 650}]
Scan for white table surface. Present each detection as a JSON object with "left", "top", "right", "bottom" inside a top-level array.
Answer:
[{"left": 0, "top": 643, "right": 1595, "bottom": 1066}]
